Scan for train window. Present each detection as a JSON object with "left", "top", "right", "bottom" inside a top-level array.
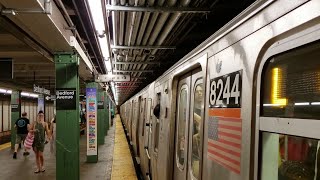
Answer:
[
  {"left": 191, "top": 83, "right": 203, "bottom": 179},
  {"left": 142, "top": 98, "right": 146, "bottom": 136},
  {"left": 177, "top": 86, "right": 188, "bottom": 166},
  {"left": 261, "top": 43, "right": 320, "bottom": 119},
  {"left": 154, "top": 93, "right": 161, "bottom": 153},
  {"left": 260, "top": 132, "right": 319, "bottom": 180}
]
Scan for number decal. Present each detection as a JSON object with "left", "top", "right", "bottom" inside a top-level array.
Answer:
[
  {"left": 216, "top": 79, "right": 223, "bottom": 105},
  {"left": 231, "top": 73, "right": 240, "bottom": 104},
  {"left": 223, "top": 76, "right": 231, "bottom": 104},
  {"left": 210, "top": 81, "right": 216, "bottom": 105},
  {"left": 209, "top": 70, "right": 242, "bottom": 108}
]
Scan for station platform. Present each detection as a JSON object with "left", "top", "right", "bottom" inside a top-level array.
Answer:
[
  {"left": 111, "top": 115, "right": 137, "bottom": 180},
  {"left": 0, "top": 115, "right": 137, "bottom": 180}
]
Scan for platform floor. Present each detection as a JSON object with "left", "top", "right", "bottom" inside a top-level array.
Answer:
[
  {"left": 0, "top": 122, "right": 116, "bottom": 180},
  {"left": 111, "top": 115, "right": 137, "bottom": 180}
]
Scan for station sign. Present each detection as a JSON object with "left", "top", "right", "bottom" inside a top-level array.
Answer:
[
  {"left": 56, "top": 88, "right": 76, "bottom": 110},
  {"left": 95, "top": 74, "right": 130, "bottom": 82},
  {"left": 33, "top": 84, "right": 50, "bottom": 95}
]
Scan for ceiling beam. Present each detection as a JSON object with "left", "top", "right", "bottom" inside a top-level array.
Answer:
[
  {"left": 114, "top": 70, "right": 153, "bottom": 73},
  {"left": 0, "top": 45, "right": 34, "bottom": 52},
  {"left": 111, "top": 45, "right": 175, "bottom": 50},
  {"left": 114, "top": 62, "right": 159, "bottom": 65},
  {"left": 0, "top": 16, "right": 53, "bottom": 61},
  {"left": 106, "top": 5, "right": 210, "bottom": 13}
]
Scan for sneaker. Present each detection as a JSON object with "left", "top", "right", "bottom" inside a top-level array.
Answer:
[
  {"left": 23, "top": 152, "right": 30, "bottom": 156},
  {"left": 13, "top": 152, "right": 17, "bottom": 159}
]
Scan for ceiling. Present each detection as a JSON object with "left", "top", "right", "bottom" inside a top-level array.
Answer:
[
  {"left": 0, "top": 0, "right": 255, "bottom": 104},
  {"left": 103, "top": 0, "right": 255, "bottom": 104}
]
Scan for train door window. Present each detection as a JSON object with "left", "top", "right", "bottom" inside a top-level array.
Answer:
[
  {"left": 142, "top": 98, "right": 146, "bottom": 136},
  {"left": 154, "top": 93, "right": 161, "bottom": 153},
  {"left": 191, "top": 82, "right": 203, "bottom": 179},
  {"left": 259, "top": 42, "right": 320, "bottom": 180},
  {"left": 177, "top": 85, "right": 188, "bottom": 166}
]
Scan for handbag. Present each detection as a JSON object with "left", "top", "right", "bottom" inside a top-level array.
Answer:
[{"left": 24, "top": 132, "right": 34, "bottom": 150}]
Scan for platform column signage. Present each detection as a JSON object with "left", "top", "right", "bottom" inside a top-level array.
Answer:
[
  {"left": 104, "top": 91, "right": 109, "bottom": 134},
  {"left": 55, "top": 53, "right": 80, "bottom": 180},
  {"left": 10, "top": 90, "right": 21, "bottom": 149},
  {"left": 97, "top": 88, "right": 105, "bottom": 145},
  {"left": 86, "top": 82, "right": 98, "bottom": 163},
  {"left": 37, "top": 94, "right": 45, "bottom": 114}
]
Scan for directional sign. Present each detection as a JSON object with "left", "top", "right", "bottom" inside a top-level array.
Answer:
[{"left": 95, "top": 74, "right": 130, "bottom": 82}]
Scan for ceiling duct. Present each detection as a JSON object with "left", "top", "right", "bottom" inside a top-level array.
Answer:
[
  {"left": 122, "top": 49, "right": 129, "bottom": 55},
  {"left": 143, "top": 49, "right": 151, "bottom": 55},
  {"left": 147, "top": 55, "right": 155, "bottom": 61},
  {"left": 112, "top": 49, "right": 119, "bottom": 55}
]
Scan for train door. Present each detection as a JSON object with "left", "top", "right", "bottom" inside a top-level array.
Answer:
[
  {"left": 174, "top": 69, "right": 203, "bottom": 180},
  {"left": 144, "top": 98, "right": 152, "bottom": 177},
  {"left": 257, "top": 42, "right": 320, "bottom": 180}
]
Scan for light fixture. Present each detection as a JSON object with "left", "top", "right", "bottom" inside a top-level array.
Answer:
[
  {"left": 0, "top": 88, "right": 7, "bottom": 93},
  {"left": 87, "top": 0, "right": 111, "bottom": 73},
  {"left": 294, "top": 102, "right": 310, "bottom": 106}
]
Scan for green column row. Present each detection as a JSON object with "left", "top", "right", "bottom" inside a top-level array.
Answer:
[
  {"left": 10, "top": 90, "right": 20, "bottom": 149},
  {"left": 55, "top": 53, "right": 80, "bottom": 180},
  {"left": 97, "top": 88, "right": 105, "bottom": 145}
]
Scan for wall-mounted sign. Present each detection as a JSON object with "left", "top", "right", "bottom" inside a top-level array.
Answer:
[
  {"left": 86, "top": 88, "right": 97, "bottom": 156},
  {"left": 56, "top": 88, "right": 76, "bottom": 110},
  {"left": 98, "top": 101, "right": 104, "bottom": 109},
  {"left": 95, "top": 74, "right": 130, "bottom": 82},
  {"left": 33, "top": 84, "right": 50, "bottom": 95},
  {"left": 11, "top": 104, "right": 19, "bottom": 112}
]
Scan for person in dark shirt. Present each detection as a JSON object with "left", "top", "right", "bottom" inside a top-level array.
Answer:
[{"left": 13, "top": 112, "right": 30, "bottom": 159}]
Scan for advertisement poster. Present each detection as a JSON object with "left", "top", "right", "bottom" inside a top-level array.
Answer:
[
  {"left": 86, "top": 88, "right": 97, "bottom": 156},
  {"left": 38, "top": 94, "right": 44, "bottom": 113}
]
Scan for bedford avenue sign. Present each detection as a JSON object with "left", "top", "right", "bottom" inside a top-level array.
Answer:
[
  {"left": 33, "top": 84, "right": 50, "bottom": 95},
  {"left": 56, "top": 88, "right": 76, "bottom": 110}
]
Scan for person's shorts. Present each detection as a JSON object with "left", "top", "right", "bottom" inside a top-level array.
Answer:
[{"left": 15, "top": 134, "right": 27, "bottom": 144}]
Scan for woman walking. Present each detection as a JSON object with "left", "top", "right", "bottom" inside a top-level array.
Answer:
[{"left": 30, "top": 110, "right": 51, "bottom": 173}]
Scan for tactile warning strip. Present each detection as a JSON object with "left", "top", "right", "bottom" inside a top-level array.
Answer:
[
  {"left": 111, "top": 115, "right": 137, "bottom": 180},
  {"left": 0, "top": 142, "right": 10, "bottom": 151}
]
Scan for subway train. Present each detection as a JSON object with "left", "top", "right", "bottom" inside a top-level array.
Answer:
[{"left": 120, "top": 0, "right": 320, "bottom": 179}]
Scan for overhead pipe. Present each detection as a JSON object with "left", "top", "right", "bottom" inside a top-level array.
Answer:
[
  {"left": 111, "top": 0, "right": 118, "bottom": 46},
  {"left": 140, "top": 0, "right": 193, "bottom": 73},
  {"left": 137, "top": 0, "right": 177, "bottom": 77}
]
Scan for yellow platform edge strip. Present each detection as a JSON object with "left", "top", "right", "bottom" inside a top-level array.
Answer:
[
  {"left": 0, "top": 142, "right": 11, "bottom": 151},
  {"left": 111, "top": 115, "right": 137, "bottom": 180}
]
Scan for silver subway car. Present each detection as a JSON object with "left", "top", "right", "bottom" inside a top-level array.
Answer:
[{"left": 120, "top": 0, "right": 320, "bottom": 179}]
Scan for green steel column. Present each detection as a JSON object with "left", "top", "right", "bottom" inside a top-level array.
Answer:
[
  {"left": 86, "top": 82, "right": 98, "bottom": 163},
  {"left": 10, "top": 90, "right": 21, "bottom": 149},
  {"left": 55, "top": 53, "right": 80, "bottom": 180},
  {"left": 104, "top": 92, "right": 109, "bottom": 135},
  {"left": 97, "top": 88, "right": 105, "bottom": 145}
]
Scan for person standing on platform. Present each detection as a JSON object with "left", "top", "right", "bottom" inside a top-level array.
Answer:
[
  {"left": 13, "top": 112, "right": 30, "bottom": 159},
  {"left": 29, "top": 110, "right": 51, "bottom": 173}
]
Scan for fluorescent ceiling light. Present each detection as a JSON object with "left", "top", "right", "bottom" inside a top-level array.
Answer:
[
  {"left": 29, "top": 94, "right": 39, "bottom": 98},
  {"left": 87, "top": 0, "right": 105, "bottom": 35},
  {"left": 21, "top": 92, "right": 30, "bottom": 97},
  {"left": 294, "top": 102, "right": 309, "bottom": 106},
  {"left": 311, "top": 102, "right": 320, "bottom": 105},
  {"left": 0, "top": 88, "right": 7, "bottom": 93},
  {"left": 263, "top": 104, "right": 282, "bottom": 107},
  {"left": 87, "top": 0, "right": 111, "bottom": 72}
]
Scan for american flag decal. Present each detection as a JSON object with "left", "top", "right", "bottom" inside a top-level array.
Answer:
[{"left": 207, "top": 108, "right": 242, "bottom": 174}]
